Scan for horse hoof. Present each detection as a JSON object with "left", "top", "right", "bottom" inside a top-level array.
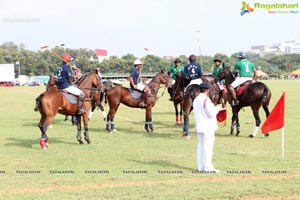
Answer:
[
  {"left": 77, "top": 140, "right": 84, "bottom": 145},
  {"left": 248, "top": 135, "right": 254, "bottom": 138},
  {"left": 264, "top": 133, "right": 269, "bottom": 137},
  {"left": 150, "top": 129, "right": 154, "bottom": 132},
  {"left": 103, "top": 118, "right": 107, "bottom": 121},
  {"left": 85, "top": 140, "right": 91, "bottom": 144},
  {"left": 235, "top": 133, "right": 240, "bottom": 137}
]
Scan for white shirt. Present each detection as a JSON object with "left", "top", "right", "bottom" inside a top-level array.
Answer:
[{"left": 193, "top": 93, "right": 220, "bottom": 133}]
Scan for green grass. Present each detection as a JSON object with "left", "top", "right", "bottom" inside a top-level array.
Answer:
[{"left": 0, "top": 80, "right": 300, "bottom": 199}]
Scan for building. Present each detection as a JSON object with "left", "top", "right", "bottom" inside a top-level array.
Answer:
[{"left": 250, "top": 39, "right": 300, "bottom": 57}]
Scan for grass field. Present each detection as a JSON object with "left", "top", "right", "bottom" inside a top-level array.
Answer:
[{"left": 0, "top": 80, "right": 300, "bottom": 200}]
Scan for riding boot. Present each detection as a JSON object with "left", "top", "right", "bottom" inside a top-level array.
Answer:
[
  {"left": 228, "top": 86, "right": 239, "bottom": 106},
  {"left": 77, "top": 97, "right": 85, "bottom": 115},
  {"left": 138, "top": 92, "right": 147, "bottom": 108}
]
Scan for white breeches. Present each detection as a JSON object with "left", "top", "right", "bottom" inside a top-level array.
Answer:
[
  {"left": 231, "top": 77, "right": 252, "bottom": 88},
  {"left": 185, "top": 78, "right": 203, "bottom": 92},
  {"left": 65, "top": 85, "right": 84, "bottom": 98},
  {"left": 136, "top": 83, "right": 145, "bottom": 91}
]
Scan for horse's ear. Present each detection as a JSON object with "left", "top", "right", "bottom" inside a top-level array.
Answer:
[
  {"left": 160, "top": 69, "right": 164, "bottom": 73},
  {"left": 95, "top": 68, "right": 99, "bottom": 74},
  {"left": 222, "top": 62, "right": 225, "bottom": 68}
]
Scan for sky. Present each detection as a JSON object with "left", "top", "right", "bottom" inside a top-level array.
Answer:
[{"left": 0, "top": 0, "right": 299, "bottom": 58}]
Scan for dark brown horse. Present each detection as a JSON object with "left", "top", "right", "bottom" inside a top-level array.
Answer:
[
  {"left": 182, "top": 76, "right": 228, "bottom": 139},
  {"left": 105, "top": 70, "right": 173, "bottom": 132},
  {"left": 88, "top": 80, "right": 113, "bottom": 120},
  {"left": 214, "top": 66, "right": 271, "bottom": 137},
  {"left": 168, "top": 73, "right": 184, "bottom": 125},
  {"left": 36, "top": 70, "right": 103, "bottom": 149}
]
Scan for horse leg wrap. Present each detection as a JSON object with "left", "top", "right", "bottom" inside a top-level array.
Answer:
[
  {"left": 183, "top": 123, "right": 189, "bottom": 136},
  {"left": 180, "top": 116, "right": 183, "bottom": 124},
  {"left": 176, "top": 116, "right": 179, "bottom": 124},
  {"left": 149, "top": 122, "right": 153, "bottom": 132},
  {"left": 111, "top": 122, "right": 115, "bottom": 131},
  {"left": 144, "top": 122, "right": 149, "bottom": 131},
  {"left": 102, "top": 111, "right": 107, "bottom": 120},
  {"left": 106, "top": 121, "right": 111, "bottom": 131},
  {"left": 251, "top": 126, "right": 259, "bottom": 137}
]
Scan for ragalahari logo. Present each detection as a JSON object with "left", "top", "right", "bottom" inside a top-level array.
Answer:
[{"left": 240, "top": 1, "right": 254, "bottom": 15}]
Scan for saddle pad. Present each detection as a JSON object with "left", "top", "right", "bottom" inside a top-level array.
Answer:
[
  {"left": 236, "top": 85, "right": 246, "bottom": 96},
  {"left": 61, "top": 92, "right": 77, "bottom": 104},
  {"left": 129, "top": 88, "right": 142, "bottom": 100}
]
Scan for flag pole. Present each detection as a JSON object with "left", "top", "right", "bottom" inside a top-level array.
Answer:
[{"left": 282, "top": 127, "right": 284, "bottom": 160}]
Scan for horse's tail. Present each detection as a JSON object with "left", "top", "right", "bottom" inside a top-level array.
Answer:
[
  {"left": 104, "top": 92, "right": 108, "bottom": 104},
  {"left": 34, "top": 93, "right": 44, "bottom": 112},
  {"left": 262, "top": 85, "right": 270, "bottom": 105}
]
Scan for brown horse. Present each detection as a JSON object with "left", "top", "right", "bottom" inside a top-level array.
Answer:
[
  {"left": 182, "top": 76, "right": 228, "bottom": 139},
  {"left": 168, "top": 73, "right": 184, "bottom": 125},
  {"left": 105, "top": 70, "right": 173, "bottom": 132},
  {"left": 36, "top": 70, "right": 103, "bottom": 149},
  {"left": 214, "top": 66, "right": 271, "bottom": 137}
]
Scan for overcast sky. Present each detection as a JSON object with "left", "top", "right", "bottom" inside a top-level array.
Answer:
[{"left": 0, "top": 0, "right": 299, "bottom": 57}]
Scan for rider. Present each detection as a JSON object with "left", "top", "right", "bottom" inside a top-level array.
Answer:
[
  {"left": 228, "top": 51, "right": 257, "bottom": 106},
  {"left": 182, "top": 54, "right": 203, "bottom": 90},
  {"left": 57, "top": 53, "right": 85, "bottom": 115},
  {"left": 212, "top": 58, "right": 224, "bottom": 102},
  {"left": 129, "top": 59, "right": 150, "bottom": 108},
  {"left": 168, "top": 58, "right": 184, "bottom": 100}
]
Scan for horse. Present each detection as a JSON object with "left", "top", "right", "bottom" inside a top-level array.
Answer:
[
  {"left": 36, "top": 69, "right": 103, "bottom": 149},
  {"left": 182, "top": 76, "right": 228, "bottom": 139},
  {"left": 88, "top": 80, "right": 113, "bottom": 121},
  {"left": 213, "top": 66, "right": 271, "bottom": 137},
  {"left": 105, "top": 70, "right": 173, "bottom": 132},
  {"left": 168, "top": 73, "right": 184, "bottom": 125}
]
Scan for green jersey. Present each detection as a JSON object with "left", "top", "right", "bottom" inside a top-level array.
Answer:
[
  {"left": 212, "top": 65, "right": 223, "bottom": 78},
  {"left": 169, "top": 65, "right": 184, "bottom": 80},
  {"left": 234, "top": 59, "right": 255, "bottom": 77}
]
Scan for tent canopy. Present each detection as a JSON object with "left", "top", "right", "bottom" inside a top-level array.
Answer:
[
  {"left": 290, "top": 69, "right": 300, "bottom": 75},
  {"left": 256, "top": 70, "right": 267, "bottom": 77}
]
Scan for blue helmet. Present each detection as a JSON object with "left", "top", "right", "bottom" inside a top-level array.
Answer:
[{"left": 237, "top": 51, "right": 246, "bottom": 59}]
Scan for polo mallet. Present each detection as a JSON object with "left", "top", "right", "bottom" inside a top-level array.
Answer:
[{"left": 40, "top": 45, "right": 80, "bottom": 72}]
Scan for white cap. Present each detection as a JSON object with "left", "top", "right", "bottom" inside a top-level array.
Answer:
[{"left": 134, "top": 59, "right": 142, "bottom": 65}]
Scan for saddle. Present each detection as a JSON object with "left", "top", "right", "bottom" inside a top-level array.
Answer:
[
  {"left": 128, "top": 88, "right": 142, "bottom": 100},
  {"left": 59, "top": 90, "right": 78, "bottom": 104},
  {"left": 235, "top": 80, "right": 252, "bottom": 96}
]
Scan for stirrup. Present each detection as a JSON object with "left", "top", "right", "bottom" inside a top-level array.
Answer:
[
  {"left": 139, "top": 102, "right": 147, "bottom": 108},
  {"left": 232, "top": 100, "right": 239, "bottom": 106},
  {"left": 77, "top": 109, "right": 84, "bottom": 115}
]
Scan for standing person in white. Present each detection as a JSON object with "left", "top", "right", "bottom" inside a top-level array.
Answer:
[{"left": 193, "top": 82, "right": 221, "bottom": 173}]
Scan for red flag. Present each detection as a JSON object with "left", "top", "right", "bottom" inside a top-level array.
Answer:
[
  {"left": 261, "top": 92, "right": 285, "bottom": 134},
  {"left": 217, "top": 109, "right": 227, "bottom": 123},
  {"left": 95, "top": 49, "right": 107, "bottom": 56},
  {"left": 144, "top": 48, "right": 149, "bottom": 51}
]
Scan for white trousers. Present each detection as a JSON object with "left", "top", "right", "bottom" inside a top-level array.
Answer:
[
  {"left": 65, "top": 85, "right": 84, "bottom": 97},
  {"left": 185, "top": 78, "right": 203, "bottom": 92},
  {"left": 197, "top": 131, "right": 215, "bottom": 171},
  {"left": 231, "top": 77, "right": 252, "bottom": 88},
  {"left": 136, "top": 83, "right": 145, "bottom": 91}
]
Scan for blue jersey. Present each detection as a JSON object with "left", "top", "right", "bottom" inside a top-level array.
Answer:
[
  {"left": 57, "top": 64, "right": 73, "bottom": 89},
  {"left": 183, "top": 62, "right": 203, "bottom": 80},
  {"left": 129, "top": 67, "right": 140, "bottom": 87}
]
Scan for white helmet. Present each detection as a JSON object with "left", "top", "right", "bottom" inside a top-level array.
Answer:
[{"left": 134, "top": 59, "right": 142, "bottom": 65}]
